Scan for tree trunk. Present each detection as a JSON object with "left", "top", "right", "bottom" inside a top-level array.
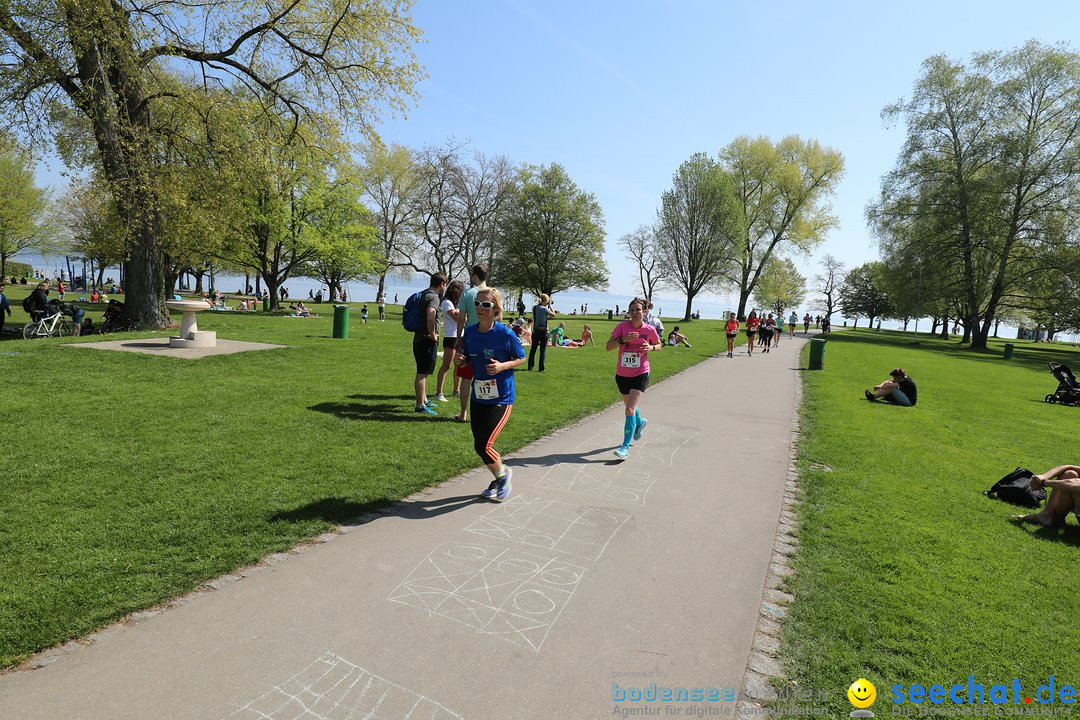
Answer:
[
  {"left": 377, "top": 273, "right": 387, "bottom": 302},
  {"left": 736, "top": 287, "right": 752, "bottom": 321},
  {"left": 930, "top": 317, "right": 939, "bottom": 335},
  {"left": 682, "top": 294, "right": 693, "bottom": 323}
]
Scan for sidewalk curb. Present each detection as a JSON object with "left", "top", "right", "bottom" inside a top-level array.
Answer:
[{"left": 738, "top": 358, "right": 805, "bottom": 712}]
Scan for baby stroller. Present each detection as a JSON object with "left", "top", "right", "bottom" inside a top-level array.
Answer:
[{"left": 1044, "top": 362, "right": 1080, "bottom": 405}]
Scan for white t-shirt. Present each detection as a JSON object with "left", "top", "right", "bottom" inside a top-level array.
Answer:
[{"left": 441, "top": 299, "right": 459, "bottom": 338}]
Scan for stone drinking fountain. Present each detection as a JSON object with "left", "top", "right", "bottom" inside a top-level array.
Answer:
[{"left": 165, "top": 299, "right": 217, "bottom": 348}]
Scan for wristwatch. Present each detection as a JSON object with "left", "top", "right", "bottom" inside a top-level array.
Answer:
[{"left": 617, "top": 337, "right": 624, "bottom": 345}]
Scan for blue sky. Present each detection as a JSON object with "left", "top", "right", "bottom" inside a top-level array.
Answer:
[
  {"left": 366, "top": 0, "right": 1080, "bottom": 301},
  {"left": 31, "top": 1, "right": 1080, "bottom": 303}
]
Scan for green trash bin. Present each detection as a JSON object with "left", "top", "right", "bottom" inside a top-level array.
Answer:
[
  {"left": 262, "top": 295, "right": 270, "bottom": 312},
  {"left": 333, "top": 304, "right": 350, "bottom": 339},
  {"left": 809, "top": 338, "right": 826, "bottom": 370},
  {"left": 1003, "top": 343, "right": 1014, "bottom": 360}
]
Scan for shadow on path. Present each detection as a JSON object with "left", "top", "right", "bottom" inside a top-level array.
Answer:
[{"left": 270, "top": 493, "right": 489, "bottom": 526}]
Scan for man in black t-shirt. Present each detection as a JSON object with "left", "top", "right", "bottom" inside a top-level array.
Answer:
[
  {"left": 413, "top": 272, "right": 448, "bottom": 415},
  {"left": 865, "top": 368, "right": 917, "bottom": 406}
]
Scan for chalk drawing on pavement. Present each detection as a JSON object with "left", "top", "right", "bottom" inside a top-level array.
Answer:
[
  {"left": 463, "top": 496, "right": 631, "bottom": 561},
  {"left": 222, "top": 651, "right": 463, "bottom": 719},
  {"left": 388, "top": 543, "right": 585, "bottom": 652}
]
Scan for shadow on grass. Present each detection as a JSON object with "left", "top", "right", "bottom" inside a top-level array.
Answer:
[
  {"left": 270, "top": 494, "right": 488, "bottom": 526},
  {"left": 1022, "top": 524, "right": 1080, "bottom": 547},
  {"left": 309, "top": 400, "right": 455, "bottom": 422},
  {"left": 346, "top": 393, "right": 417, "bottom": 401}
]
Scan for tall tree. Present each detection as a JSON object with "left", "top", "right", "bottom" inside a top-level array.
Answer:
[
  {"left": 720, "top": 136, "right": 844, "bottom": 319},
  {"left": 495, "top": 163, "right": 607, "bottom": 297},
  {"left": 359, "top": 142, "right": 422, "bottom": 300},
  {"left": 0, "top": 1, "right": 422, "bottom": 326},
  {"left": 839, "top": 262, "right": 891, "bottom": 328},
  {"left": 811, "top": 254, "right": 845, "bottom": 322},
  {"left": 618, "top": 225, "right": 665, "bottom": 301},
  {"left": 303, "top": 177, "right": 384, "bottom": 300},
  {"left": 875, "top": 41, "right": 1080, "bottom": 349},
  {"left": 751, "top": 256, "right": 807, "bottom": 315},
  {"left": 59, "top": 177, "right": 126, "bottom": 289},
  {"left": 654, "top": 153, "right": 741, "bottom": 322},
  {"left": 0, "top": 138, "right": 54, "bottom": 278}
]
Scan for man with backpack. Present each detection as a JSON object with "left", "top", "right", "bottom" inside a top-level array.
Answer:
[
  {"left": 0, "top": 283, "right": 10, "bottom": 334},
  {"left": 404, "top": 272, "right": 448, "bottom": 415},
  {"left": 24, "top": 282, "right": 50, "bottom": 322}
]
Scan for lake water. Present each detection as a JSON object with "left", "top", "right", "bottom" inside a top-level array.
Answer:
[{"left": 17, "top": 252, "right": 1064, "bottom": 340}]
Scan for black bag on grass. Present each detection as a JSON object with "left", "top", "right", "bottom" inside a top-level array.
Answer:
[{"left": 985, "top": 467, "right": 1046, "bottom": 508}]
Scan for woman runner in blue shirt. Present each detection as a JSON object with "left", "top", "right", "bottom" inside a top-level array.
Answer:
[{"left": 456, "top": 287, "right": 526, "bottom": 501}]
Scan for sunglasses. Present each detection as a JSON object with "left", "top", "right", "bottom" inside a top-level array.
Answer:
[{"left": 477, "top": 301, "right": 496, "bottom": 309}]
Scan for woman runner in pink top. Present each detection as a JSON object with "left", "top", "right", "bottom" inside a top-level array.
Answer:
[{"left": 606, "top": 297, "right": 662, "bottom": 460}]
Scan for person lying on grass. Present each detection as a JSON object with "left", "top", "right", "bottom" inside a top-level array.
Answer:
[
  {"left": 864, "top": 368, "right": 917, "bottom": 406},
  {"left": 1011, "top": 466, "right": 1080, "bottom": 527}
]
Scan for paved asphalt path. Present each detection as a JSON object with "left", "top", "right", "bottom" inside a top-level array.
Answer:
[{"left": 1, "top": 334, "right": 810, "bottom": 720}]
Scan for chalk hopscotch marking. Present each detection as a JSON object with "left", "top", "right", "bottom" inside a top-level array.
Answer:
[
  {"left": 537, "top": 426, "right": 700, "bottom": 505},
  {"left": 464, "top": 496, "right": 631, "bottom": 561},
  {"left": 388, "top": 543, "right": 585, "bottom": 652},
  {"left": 222, "top": 651, "right": 463, "bottom": 719}
]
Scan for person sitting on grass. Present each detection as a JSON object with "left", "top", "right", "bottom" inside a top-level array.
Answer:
[
  {"left": 1010, "top": 465, "right": 1080, "bottom": 527},
  {"left": 667, "top": 326, "right": 693, "bottom": 347},
  {"left": 296, "top": 301, "right": 311, "bottom": 317},
  {"left": 578, "top": 324, "right": 594, "bottom": 346},
  {"left": 551, "top": 321, "right": 566, "bottom": 346},
  {"left": 864, "top": 368, "right": 918, "bottom": 406}
]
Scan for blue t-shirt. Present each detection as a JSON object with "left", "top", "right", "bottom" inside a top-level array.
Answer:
[{"left": 460, "top": 322, "right": 526, "bottom": 405}]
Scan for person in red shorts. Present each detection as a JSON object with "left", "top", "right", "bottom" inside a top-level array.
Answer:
[
  {"left": 606, "top": 297, "right": 662, "bottom": 460},
  {"left": 745, "top": 310, "right": 760, "bottom": 355},
  {"left": 724, "top": 312, "right": 740, "bottom": 358}
]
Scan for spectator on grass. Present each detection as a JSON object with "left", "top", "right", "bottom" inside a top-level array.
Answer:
[
  {"left": 413, "top": 271, "right": 448, "bottom": 415},
  {"left": 578, "top": 324, "right": 594, "bottom": 346},
  {"left": 864, "top": 368, "right": 918, "bottom": 406},
  {"left": 0, "top": 283, "right": 10, "bottom": 334},
  {"left": 360, "top": 304, "right": 368, "bottom": 324},
  {"left": 529, "top": 293, "right": 556, "bottom": 371},
  {"left": 26, "top": 282, "right": 50, "bottom": 321},
  {"left": 1011, "top": 465, "right": 1080, "bottom": 527},
  {"left": 435, "top": 279, "right": 465, "bottom": 403},
  {"left": 667, "top": 326, "right": 693, "bottom": 347},
  {"left": 378, "top": 296, "right": 386, "bottom": 321}
]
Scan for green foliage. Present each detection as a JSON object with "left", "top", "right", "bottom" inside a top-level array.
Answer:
[
  {"left": 495, "top": 163, "right": 608, "bottom": 296},
  {"left": 839, "top": 262, "right": 891, "bottom": 327},
  {"left": 0, "top": 136, "right": 53, "bottom": 277},
  {"left": 0, "top": 1, "right": 424, "bottom": 325},
  {"left": 0, "top": 309, "right": 723, "bottom": 666},
  {"left": 751, "top": 256, "right": 807, "bottom": 313},
  {"left": 58, "top": 177, "right": 126, "bottom": 269},
  {"left": 785, "top": 329, "right": 1080, "bottom": 715},
  {"left": 302, "top": 175, "right": 385, "bottom": 292},
  {"left": 720, "top": 135, "right": 844, "bottom": 318},
  {"left": 655, "top": 153, "right": 741, "bottom": 320},
  {"left": 874, "top": 40, "right": 1080, "bottom": 348}
]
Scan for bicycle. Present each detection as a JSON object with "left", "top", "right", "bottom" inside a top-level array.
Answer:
[{"left": 23, "top": 306, "right": 73, "bottom": 339}]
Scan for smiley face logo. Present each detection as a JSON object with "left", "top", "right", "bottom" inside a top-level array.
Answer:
[{"left": 847, "top": 678, "right": 877, "bottom": 709}]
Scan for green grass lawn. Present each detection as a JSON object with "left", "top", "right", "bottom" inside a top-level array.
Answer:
[
  {"left": 0, "top": 303, "right": 725, "bottom": 667},
  {"left": 784, "top": 328, "right": 1080, "bottom": 714}
]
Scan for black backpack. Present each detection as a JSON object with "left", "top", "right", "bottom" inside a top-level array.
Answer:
[
  {"left": 985, "top": 467, "right": 1046, "bottom": 508},
  {"left": 22, "top": 295, "right": 33, "bottom": 312}
]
